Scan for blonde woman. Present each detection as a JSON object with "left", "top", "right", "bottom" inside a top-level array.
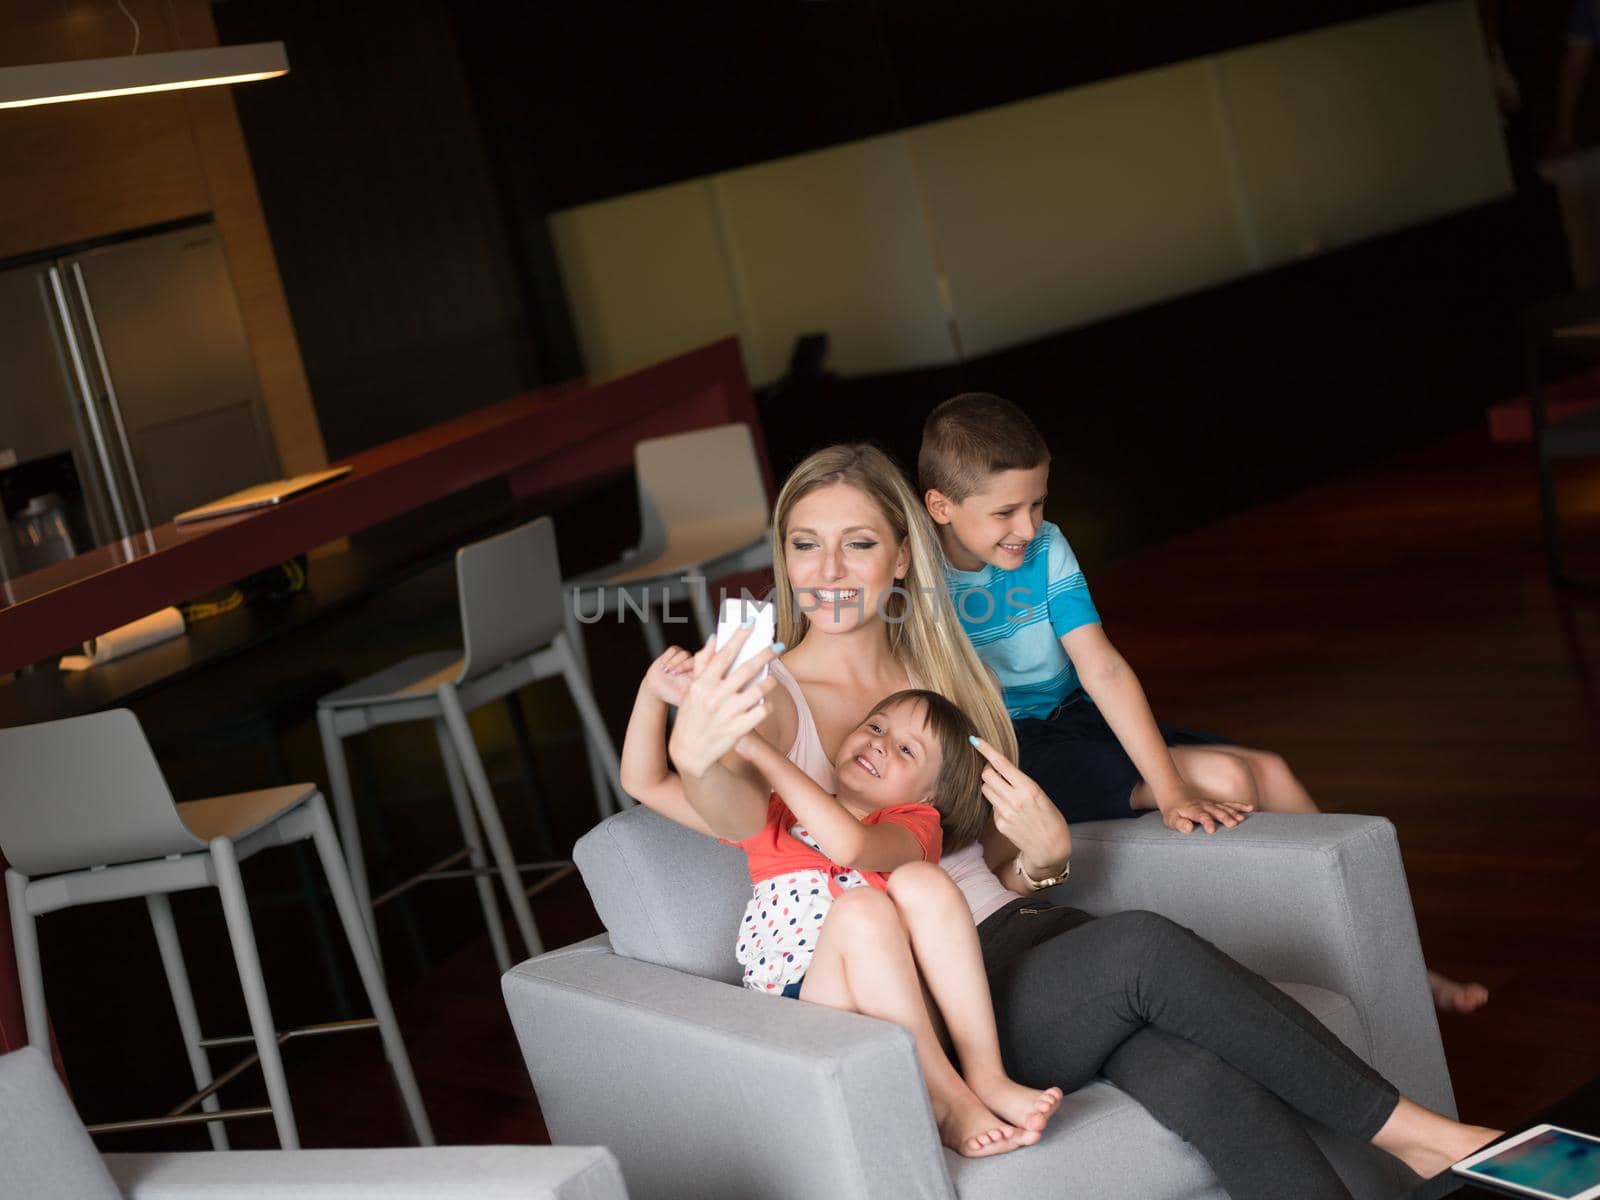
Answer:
[{"left": 632, "top": 444, "right": 1497, "bottom": 1200}]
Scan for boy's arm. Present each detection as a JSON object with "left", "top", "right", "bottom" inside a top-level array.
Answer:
[
  {"left": 736, "top": 733, "right": 924, "bottom": 872},
  {"left": 1061, "top": 623, "right": 1247, "bottom": 834},
  {"left": 619, "top": 674, "right": 715, "bottom": 838}
]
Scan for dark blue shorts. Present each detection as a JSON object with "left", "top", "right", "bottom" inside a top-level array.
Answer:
[
  {"left": 1014, "top": 691, "right": 1228, "bottom": 824},
  {"left": 781, "top": 978, "right": 803, "bottom": 999}
]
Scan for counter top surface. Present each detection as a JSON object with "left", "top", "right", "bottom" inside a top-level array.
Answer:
[{"left": 0, "top": 338, "right": 762, "bottom": 678}]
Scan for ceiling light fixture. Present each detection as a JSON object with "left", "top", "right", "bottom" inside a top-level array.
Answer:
[{"left": 0, "top": 42, "right": 288, "bottom": 111}]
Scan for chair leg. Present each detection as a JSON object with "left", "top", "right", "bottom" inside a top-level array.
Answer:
[
  {"left": 209, "top": 837, "right": 299, "bottom": 1150},
  {"left": 437, "top": 685, "right": 544, "bottom": 960},
  {"left": 561, "top": 602, "right": 613, "bottom": 816},
  {"left": 502, "top": 694, "right": 560, "bottom": 858},
  {"left": 432, "top": 719, "right": 512, "bottom": 975},
  {"left": 6, "top": 869, "right": 49, "bottom": 1050},
  {"left": 146, "top": 894, "right": 228, "bottom": 1151},
  {"left": 1536, "top": 447, "right": 1566, "bottom": 583},
  {"left": 303, "top": 793, "right": 435, "bottom": 1146},
  {"left": 316, "top": 708, "right": 380, "bottom": 961},
  {"left": 291, "top": 841, "right": 355, "bottom": 1020},
  {"left": 639, "top": 604, "right": 667, "bottom": 659},
  {"left": 555, "top": 635, "right": 630, "bottom": 814},
  {"left": 688, "top": 570, "right": 715, "bottom": 642},
  {"left": 563, "top": 594, "right": 593, "bottom": 678},
  {"left": 581, "top": 727, "right": 614, "bottom": 821}
]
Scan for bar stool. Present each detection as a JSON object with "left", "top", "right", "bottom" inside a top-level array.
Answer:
[
  {"left": 566, "top": 422, "right": 772, "bottom": 658},
  {"left": 317, "top": 516, "right": 625, "bottom": 977},
  {"left": 0, "top": 709, "right": 432, "bottom": 1151}
]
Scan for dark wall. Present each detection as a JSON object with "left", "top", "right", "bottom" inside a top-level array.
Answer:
[
  {"left": 214, "top": 0, "right": 1570, "bottom": 563},
  {"left": 451, "top": 0, "right": 1432, "bottom": 209},
  {"left": 756, "top": 192, "right": 1569, "bottom": 565},
  {"left": 214, "top": 0, "right": 576, "bottom": 461}
]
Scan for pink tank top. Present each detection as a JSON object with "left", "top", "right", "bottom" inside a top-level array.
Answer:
[
  {"left": 767, "top": 659, "right": 837, "bottom": 792},
  {"left": 768, "top": 659, "right": 1013, "bottom": 925}
]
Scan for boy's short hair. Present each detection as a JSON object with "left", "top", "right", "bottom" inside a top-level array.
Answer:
[
  {"left": 875, "top": 688, "right": 986, "bottom": 850},
  {"left": 918, "top": 393, "right": 1050, "bottom": 503}
]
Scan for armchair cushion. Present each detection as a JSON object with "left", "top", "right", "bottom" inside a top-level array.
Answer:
[
  {"left": 0, "top": 1046, "right": 120, "bottom": 1200},
  {"left": 574, "top": 805, "right": 748, "bottom": 984}
]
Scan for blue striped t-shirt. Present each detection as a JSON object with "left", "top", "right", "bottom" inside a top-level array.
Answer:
[{"left": 943, "top": 522, "right": 1101, "bottom": 720}]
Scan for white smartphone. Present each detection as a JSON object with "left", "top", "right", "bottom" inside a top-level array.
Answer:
[
  {"left": 713, "top": 597, "right": 775, "bottom": 683},
  {"left": 1451, "top": 1124, "right": 1600, "bottom": 1200}
]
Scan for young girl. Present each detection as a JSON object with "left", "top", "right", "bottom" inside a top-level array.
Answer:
[{"left": 621, "top": 637, "right": 1063, "bottom": 1159}]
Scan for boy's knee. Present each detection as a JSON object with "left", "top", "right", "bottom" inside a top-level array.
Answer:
[
  {"left": 1209, "top": 753, "right": 1258, "bottom": 805},
  {"left": 1255, "top": 750, "right": 1293, "bottom": 783}
]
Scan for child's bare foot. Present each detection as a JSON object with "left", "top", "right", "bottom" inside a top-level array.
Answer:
[
  {"left": 969, "top": 1074, "right": 1065, "bottom": 1135},
  {"left": 1427, "top": 970, "right": 1489, "bottom": 1015},
  {"left": 936, "top": 1092, "right": 1040, "bottom": 1158}
]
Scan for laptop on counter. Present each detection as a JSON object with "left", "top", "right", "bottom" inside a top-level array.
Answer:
[{"left": 174, "top": 466, "right": 353, "bottom": 525}]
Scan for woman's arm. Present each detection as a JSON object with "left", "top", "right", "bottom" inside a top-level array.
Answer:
[
  {"left": 669, "top": 630, "right": 781, "bottom": 842},
  {"left": 619, "top": 648, "right": 715, "bottom": 837},
  {"left": 715, "top": 671, "right": 798, "bottom": 783},
  {"left": 736, "top": 732, "right": 922, "bottom": 871},
  {"left": 970, "top": 737, "right": 1074, "bottom": 897}
]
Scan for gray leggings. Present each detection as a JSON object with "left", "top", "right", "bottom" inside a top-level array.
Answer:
[{"left": 978, "top": 903, "right": 1400, "bottom": 1200}]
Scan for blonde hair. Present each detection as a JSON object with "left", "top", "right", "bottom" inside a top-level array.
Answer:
[{"left": 770, "top": 443, "right": 1019, "bottom": 763}]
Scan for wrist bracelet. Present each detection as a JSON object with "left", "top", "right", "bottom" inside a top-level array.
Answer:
[{"left": 1014, "top": 852, "right": 1070, "bottom": 892}]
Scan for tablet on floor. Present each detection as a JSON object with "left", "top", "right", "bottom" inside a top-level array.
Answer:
[{"left": 1452, "top": 1124, "right": 1600, "bottom": 1200}]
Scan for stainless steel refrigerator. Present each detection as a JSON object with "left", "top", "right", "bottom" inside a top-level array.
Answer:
[{"left": 0, "top": 220, "right": 281, "bottom": 580}]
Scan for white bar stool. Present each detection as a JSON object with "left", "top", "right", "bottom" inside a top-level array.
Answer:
[
  {"left": 566, "top": 421, "right": 773, "bottom": 658},
  {"left": 0, "top": 709, "right": 432, "bottom": 1151},
  {"left": 317, "top": 516, "right": 625, "bottom": 977},
  {"left": 565, "top": 423, "right": 772, "bottom": 818}
]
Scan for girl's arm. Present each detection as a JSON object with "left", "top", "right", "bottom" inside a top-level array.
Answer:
[
  {"left": 735, "top": 732, "right": 923, "bottom": 872},
  {"left": 669, "top": 631, "right": 781, "bottom": 842},
  {"left": 619, "top": 648, "right": 715, "bottom": 837}
]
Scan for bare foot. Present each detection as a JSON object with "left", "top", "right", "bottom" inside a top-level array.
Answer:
[
  {"left": 969, "top": 1074, "right": 1065, "bottom": 1135},
  {"left": 936, "top": 1092, "right": 1040, "bottom": 1158},
  {"left": 1374, "top": 1096, "right": 1501, "bottom": 1179},
  {"left": 1397, "top": 1123, "right": 1502, "bottom": 1179},
  {"left": 1428, "top": 970, "right": 1489, "bottom": 1015}
]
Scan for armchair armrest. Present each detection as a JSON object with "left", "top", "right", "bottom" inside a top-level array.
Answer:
[
  {"left": 102, "top": 1145, "right": 625, "bottom": 1199},
  {"left": 503, "top": 936, "right": 957, "bottom": 1200},
  {"left": 1054, "top": 812, "right": 1453, "bottom": 1117}
]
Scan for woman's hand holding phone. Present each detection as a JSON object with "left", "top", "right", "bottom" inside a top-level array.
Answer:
[{"left": 668, "top": 627, "right": 782, "bottom": 779}]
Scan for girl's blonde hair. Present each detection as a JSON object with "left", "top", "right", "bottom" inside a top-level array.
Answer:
[{"left": 770, "top": 443, "right": 1019, "bottom": 764}]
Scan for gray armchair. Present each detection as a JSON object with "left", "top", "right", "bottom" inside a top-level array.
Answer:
[
  {"left": 503, "top": 807, "right": 1455, "bottom": 1200},
  {"left": 0, "top": 1045, "right": 628, "bottom": 1200}
]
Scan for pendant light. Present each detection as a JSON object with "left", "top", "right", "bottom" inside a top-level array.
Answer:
[{"left": 0, "top": 41, "right": 288, "bottom": 111}]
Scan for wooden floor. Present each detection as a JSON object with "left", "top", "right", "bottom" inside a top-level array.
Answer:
[{"left": 202, "top": 423, "right": 1600, "bottom": 1147}]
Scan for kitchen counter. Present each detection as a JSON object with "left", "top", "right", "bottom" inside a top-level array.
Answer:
[{"left": 0, "top": 337, "right": 766, "bottom": 679}]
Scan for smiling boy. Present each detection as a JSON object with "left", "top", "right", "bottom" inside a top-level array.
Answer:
[
  {"left": 915, "top": 392, "right": 1488, "bottom": 1013},
  {"left": 918, "top": 392, "right": 1259, "bottom": 837}
]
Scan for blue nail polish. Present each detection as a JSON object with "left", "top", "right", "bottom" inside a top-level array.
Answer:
[
  {"left": 967, "top": 735, "right": 979, "bottom": 746},
  {"left": 772, "top": 641, "right": 786, "bottom": 653}
]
